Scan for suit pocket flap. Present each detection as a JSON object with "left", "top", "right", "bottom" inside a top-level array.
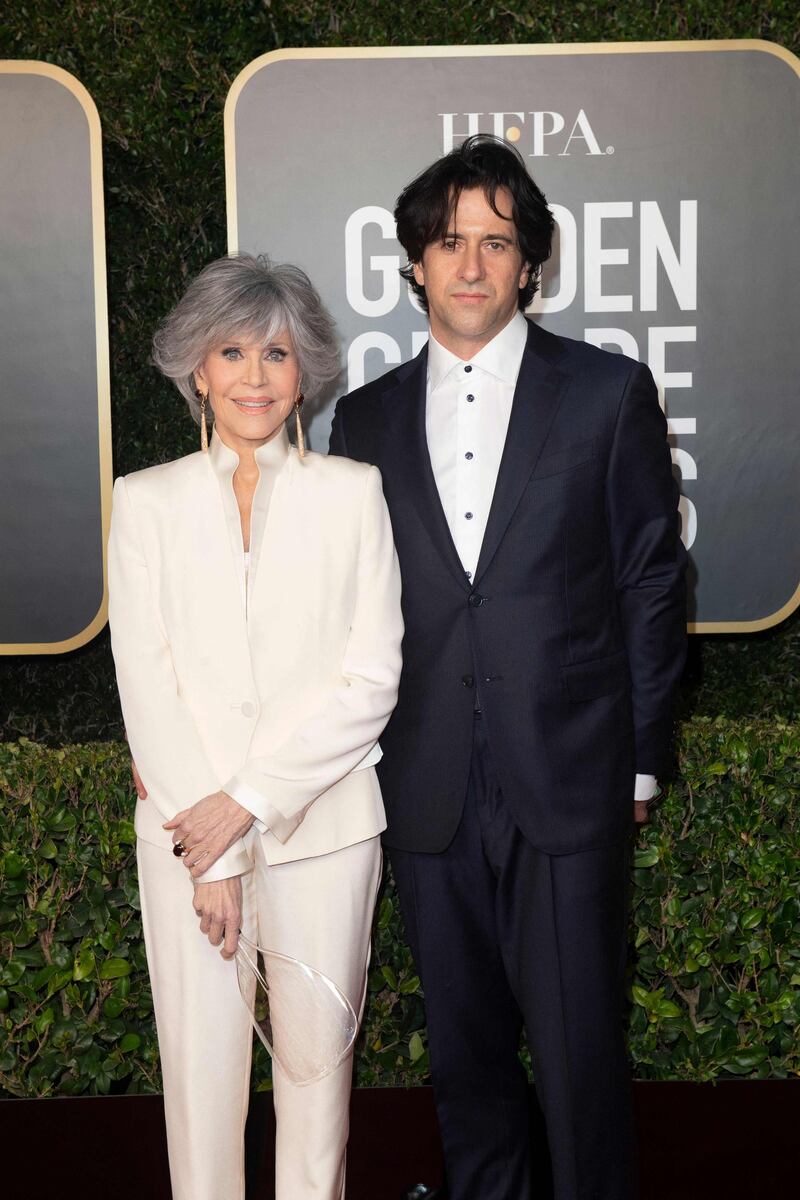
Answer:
[
  {"left": 531, "top": 438, "right": 597, "bottom": 481},
  {"left": 562, "top": 650, "right": 630, "bottom": 702}
]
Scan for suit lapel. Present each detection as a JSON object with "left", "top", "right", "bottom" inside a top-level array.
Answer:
[
  {"left": 474, "top": 323, "right": 570, "bottom": 585},
  {"left": 381, "top": 347, "right": 471, "bottom": 589}
]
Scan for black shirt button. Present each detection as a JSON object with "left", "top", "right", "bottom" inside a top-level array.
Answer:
[
  {"left": 464, "top": 364, "right": 473, "bottom": 373},
  {"left": 466, "top": 394, "right": 475, "bottom": 402},
  {"left": 465, "top": 451, "right": 474, "bottom": 460},
  {"left": 465, "top": 512, "right": 473, "bottom": 520}
]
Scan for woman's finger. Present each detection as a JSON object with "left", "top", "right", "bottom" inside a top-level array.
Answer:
[
  {"left": 221, "top": 922, "right": 240, "bottom": 960},
  {"left": 163, "top": 808, "right": 189, "bottom": 832},
  {"left": 182, "top": 843, "right": 210, "bottom": 869},
  {"left": 208, "top": 918, "right": 224, "bottom": 946},
  {"left": 189, "top": 847, "right": 221, "bottom": 879}
]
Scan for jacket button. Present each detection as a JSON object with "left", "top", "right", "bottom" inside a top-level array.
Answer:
[
  {"left": 240, "top": 701, "right": 256, "bottom": 718},
  {"left": 461, "top": 675, "right": 475, "bottom": 688},
  {"left": 468, "top": 593, "right": 485, "bottom": 608}
]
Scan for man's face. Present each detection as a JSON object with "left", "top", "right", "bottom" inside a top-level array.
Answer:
[{"left": 413, "top": 185, "right": 530, "bottom": 359}]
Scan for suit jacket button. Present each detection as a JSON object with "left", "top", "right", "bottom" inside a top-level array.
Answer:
[
  {"left": 461, "top": 675, "right": 475, "bottom": 689},
  {"left": 468, "top": 593, "right": 485, "bottom": 608},
  {"left": 240, "top": 701, "right": 256, "bottom": 718}
]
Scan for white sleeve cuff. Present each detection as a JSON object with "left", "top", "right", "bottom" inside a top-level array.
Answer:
[
  {"left": 634, "top": 773, "right": 659, "bottom": 803},
  {"left": 196, "top": 838, "right": 253, "bottom": 882},
  {"left": 225, "top": 778, "right": 305, "bottom": 844}
]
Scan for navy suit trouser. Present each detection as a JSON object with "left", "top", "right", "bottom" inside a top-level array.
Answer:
[{"left": 389, "top": 716, "right": 637, "bottom": 1200}]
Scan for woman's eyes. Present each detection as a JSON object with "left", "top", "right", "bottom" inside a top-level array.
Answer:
[{"left": 220, "top": 347, "right": 288, "bottom": 362}]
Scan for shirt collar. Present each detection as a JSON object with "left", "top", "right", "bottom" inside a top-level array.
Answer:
[
  {"left": 428, "top": 310, "right": 529, "bottom": 392},
  {"left": 208, "top": 423, "right": 291, "bottom": 480}
]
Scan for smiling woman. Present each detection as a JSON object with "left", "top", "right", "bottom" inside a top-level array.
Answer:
[
  {"left": 195, "top": 335, "right": 301, "bottom": 455},
  {"left": 106, "top": 252, "right": 403, "bottom": 1200},
  {"left": 151, "top": 253, "right": 341, "bottom": 438}
]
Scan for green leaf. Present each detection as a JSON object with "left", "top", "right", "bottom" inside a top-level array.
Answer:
[
  {"left": 2, "top": 851, "right": 26, "bottom": 879},
  {"left": 398, "top": 975, "right": 421, "bottom": 995},
  {"left": 119, "top": 1033, "right": 141, "bottom": 1053},
  {"left": 408, "top": 1032, "right": 424, "bottom": 1062},
  {"left": 73, "top": 948, "right": 96, "bottom": 982},
  {"left": 99, "top": 958, "right": 132, "bottom": 980},
  {"left": 706, "top": 762, "right": 728, "bottom": 776},
  {"left": 633, "top": 848, "right": 660, "bottom": 868},
  {"left": 741, "top": 909, "right": 765, "bottom": 930},
  {"left": 2, "top": 961, "right": 26, "bottom": 986},
  {"left": 380, "top": 966, "right": 397, "bottom": 990},
  {"left": 723, "top": 1047, "right": 770, "bottom": 1074}
]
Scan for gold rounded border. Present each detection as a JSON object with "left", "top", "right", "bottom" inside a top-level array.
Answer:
[
  {"left": 0, "top": 61, "right": 111, "bottom": 655},
  {"left": 225, "top": 38, "right": 800, "bottom": 635}
]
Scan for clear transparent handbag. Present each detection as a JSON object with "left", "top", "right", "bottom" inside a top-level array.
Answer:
[{"left": 235, "top": 933, "right": 359, "bottom": 1086}]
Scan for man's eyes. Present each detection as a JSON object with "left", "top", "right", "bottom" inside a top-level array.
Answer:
[{"left": 439, "top": 239, "right": 507, "bottom": 251}]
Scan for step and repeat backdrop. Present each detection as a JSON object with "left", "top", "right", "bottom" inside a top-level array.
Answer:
[
  {"left": 226, "top": 42, "right": 800, "bottom": 632},
  {"left": 1, "top": 42, "right": 798, "bottom": 649},
  {"left": 0, "top": 61, "right": 111, "bottom": 654}
]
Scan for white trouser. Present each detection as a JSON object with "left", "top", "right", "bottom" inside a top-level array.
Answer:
[{"left": 137, "top": 830, "right": 382, "bottom": 1200}]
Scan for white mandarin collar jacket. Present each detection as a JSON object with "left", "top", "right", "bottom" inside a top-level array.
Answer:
[{"left": 108, "top": 430, "right": 403, "bottom": 881}]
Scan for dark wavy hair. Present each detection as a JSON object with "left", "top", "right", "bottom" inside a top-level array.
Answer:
[{"left": 395, "top": 134, "right": 554, "bottom": 313}]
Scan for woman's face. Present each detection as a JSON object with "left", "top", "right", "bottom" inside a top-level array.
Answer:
[{"left": 195, "top": 329, "right": 301, "bottom": 452}]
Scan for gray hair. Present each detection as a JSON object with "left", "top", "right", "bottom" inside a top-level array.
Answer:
[{"left": 152, "top": 253, "right": 341, "bottom": 423}]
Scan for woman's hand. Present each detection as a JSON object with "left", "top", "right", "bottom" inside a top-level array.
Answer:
[
  {"left": 131, "top": 757, "right": 148, "bottom": 800},
  {"left": 164, "top": 791, "right": 255, "bottom": 878},
  {"left": 193, "top": 877, "right": 243, "bottom": 959}
]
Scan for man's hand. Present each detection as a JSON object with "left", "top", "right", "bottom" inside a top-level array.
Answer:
[
  {"left": 193, "top": 876, "right": 243, "bottom": 959},
  {"left": 634, "top": 776, "right": 661, "bottom": 826},
  {"left": 131, "top": 758, "right": 147, "bottom": 800},
  {"left": 164, "top": 791, "right": 255, "bottom": 878}
]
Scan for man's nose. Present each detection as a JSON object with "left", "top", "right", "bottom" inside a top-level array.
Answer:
[{"left": 458, "top": 245, "right": 484, "bottom": 282}]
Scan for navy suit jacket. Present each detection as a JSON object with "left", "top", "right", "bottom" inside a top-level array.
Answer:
[{"left": 329, "top": 318, "right": 687, "bottom": 855}]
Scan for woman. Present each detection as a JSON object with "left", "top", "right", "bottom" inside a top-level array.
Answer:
[{"left": 107, "top": 254, "right": 403, "bottom": 1200}]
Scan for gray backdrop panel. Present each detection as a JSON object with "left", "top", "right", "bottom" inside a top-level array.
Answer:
[{"left": 0, "top": 71, "right": 104, "bottom": 646}]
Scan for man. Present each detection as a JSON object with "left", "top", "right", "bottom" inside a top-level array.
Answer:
[{"left": 329, "top": 135, "right": 687, "bottom": 1200}]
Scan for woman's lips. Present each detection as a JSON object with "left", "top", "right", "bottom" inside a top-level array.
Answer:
[{"left": 231, "top": 398, "right": 275, "bottom": 411}]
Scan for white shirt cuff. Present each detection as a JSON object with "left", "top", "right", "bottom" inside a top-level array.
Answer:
[{"left": 634, "top": 773, "right": 659, "bottom": 803}]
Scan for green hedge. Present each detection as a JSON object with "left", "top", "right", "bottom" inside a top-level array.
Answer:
[
  {"left": 2, "top": 717, "right": 798, "bottom": 1098},
  {"left": 0, "top": 1, "right": 798, "bottom": 744}
]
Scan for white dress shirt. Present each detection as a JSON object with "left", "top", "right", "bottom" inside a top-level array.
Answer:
[
  {"left": 426, "top": 310, "right": 528, "bottom": 583},
  {"left": 424, "top": 311, "right": 657, "bottom": 804}
]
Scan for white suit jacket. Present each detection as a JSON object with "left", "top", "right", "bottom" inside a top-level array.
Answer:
[{"left": 107, "top": 427, "right": 403, "bottom": 881}]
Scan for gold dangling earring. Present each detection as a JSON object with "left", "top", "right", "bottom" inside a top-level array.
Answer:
[
  {"left": 197, "top": 390, "right": 209, "bottom": 453},
  {"left": 294, "top": 393, "right": 306, "bottom": 458}
]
